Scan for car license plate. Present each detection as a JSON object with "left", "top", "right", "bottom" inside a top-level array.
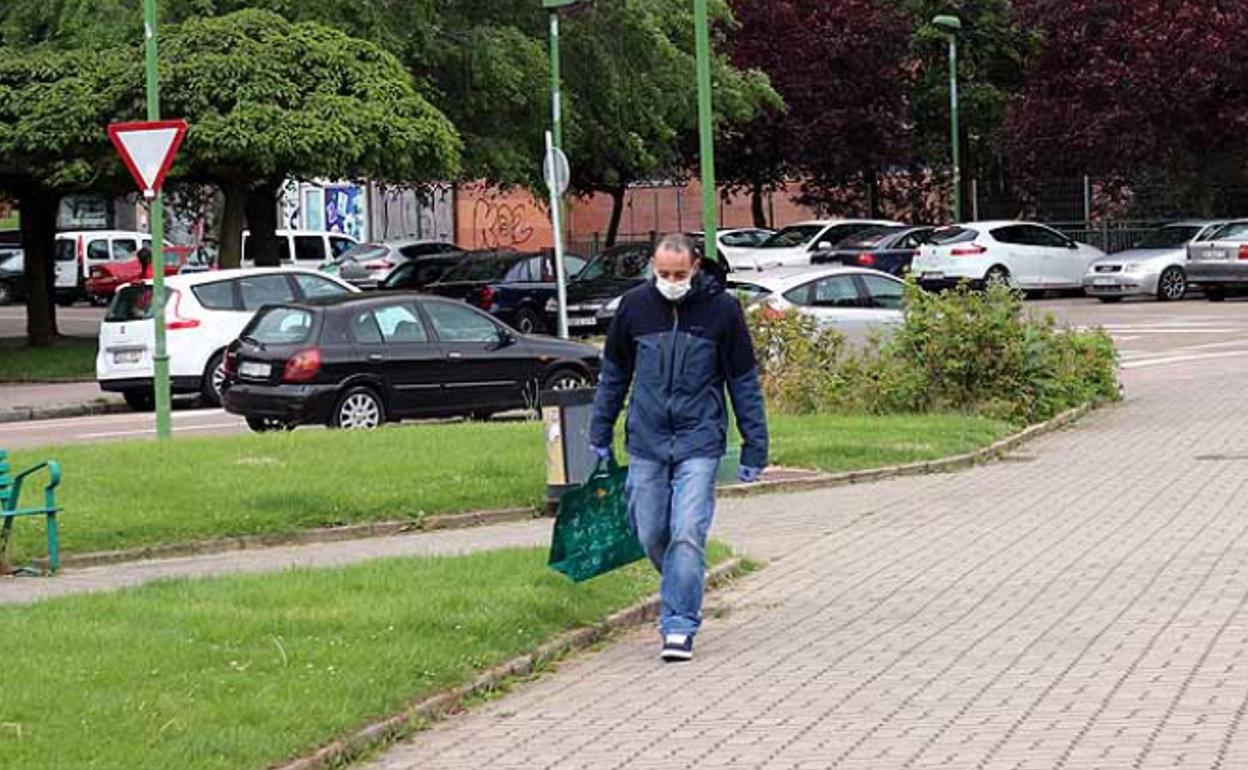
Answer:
[
  {"left": 113, "top": 350, "right": 142, "bottom": 365},
  {"left": 1202, "top": 250, "right": 1226, "bottom": 260},
  {"left": 921, "top": 272, "right": 944, "bottom": 281},
  {"left": 568, "top": 317, "right": 598, "bottom": 328},
  {"left": 1093, "top": 277, "right": 1117, "bottom": 286},
  {"left": 240, "top": 361, "right": 271, "bottom": 379}
]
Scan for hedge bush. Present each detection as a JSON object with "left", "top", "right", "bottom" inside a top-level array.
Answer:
[{"left": 749, "top": 281, "right": 1120, "bottom": 424}]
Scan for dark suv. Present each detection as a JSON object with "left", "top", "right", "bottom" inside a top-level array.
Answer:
[
  {"left": 221, "top": 292, "right": 601, "bottom": 431},
  {"left": 424, "top": 250, "right": 588, "bottom": 335}
]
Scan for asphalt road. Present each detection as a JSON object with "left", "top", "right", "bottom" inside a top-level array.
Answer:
[
  {"left": 0, "top": 304, "right": 104, "bottom": 339},
  {"left": 5, "top": 295, "right": 1248, "bottom": 450}
]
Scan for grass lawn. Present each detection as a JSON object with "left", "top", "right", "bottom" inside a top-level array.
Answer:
[
  {"left": 0, "top": 545, "right": 734, "bottom": 770},
  {"left": 5, "top": 413, "right": 1011, "bottom": 564},
  {"left": 0, "top": 337, "right": 97, "bottom": 382}
]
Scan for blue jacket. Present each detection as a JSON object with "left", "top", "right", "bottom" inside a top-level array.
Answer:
[{"left": 590, "top": 271, "right": 769, "bottom": 469}]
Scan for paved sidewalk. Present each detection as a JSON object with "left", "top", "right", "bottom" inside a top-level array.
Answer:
[
  {"left": 356, "top": 358, "right": 1248, "bottom": 769},
  {"left": 0, "top": 381, "right": 123, "bottom": 422}
]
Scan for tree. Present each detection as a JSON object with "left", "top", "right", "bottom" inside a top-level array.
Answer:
[
  {"left": 159, "top": 9, "right": 461, "bottom": 266},
  {"left": 1004, "top": 0, "right": 1248, "bottom": 216},
  {"left": 0, "top": 45, "right": 137, "bottom": 345},
  {"left": 723, "top": 0, "right": 912, "bottom": 220},
  {"left": 903, "top": 0, "right": 1031, "bottom": 209}
]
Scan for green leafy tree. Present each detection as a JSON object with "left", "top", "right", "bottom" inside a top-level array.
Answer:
[
  {"left": 160, "top": 9, "right": 461, "bottom": 266},
  {"left": 0, "top": 45, "right": 137, "bottom": 344}
]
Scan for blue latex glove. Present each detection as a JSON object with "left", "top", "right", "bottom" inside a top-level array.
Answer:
[
  {"left": 590, "top": 445, "right": 613, "bottom": 463},
  {"left": 738, "top": 465, "right": 764, "bottom": 484}
]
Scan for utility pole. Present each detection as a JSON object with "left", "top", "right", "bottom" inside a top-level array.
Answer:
[
  {"left": 694, "top": 0, "right": 718, "bottom": 263},
  {"left": 144, "top": 0, "right": 172, "bottom": 439},
  {"left": 933, "top": 15, "right": 963, "bottom": 222}
]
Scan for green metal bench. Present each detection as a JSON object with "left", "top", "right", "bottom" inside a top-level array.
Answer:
[{"left": 0, "top": 450, "right": 63, "bottom": 574}]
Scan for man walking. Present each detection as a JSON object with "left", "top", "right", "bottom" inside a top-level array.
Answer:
[{"left": 590, "top": 233, "right": 768, "bottom": 662}]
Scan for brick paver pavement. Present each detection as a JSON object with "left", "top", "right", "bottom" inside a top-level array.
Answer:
[{"left": 357, "top": 356, "right": 1248, "bottom": 768}]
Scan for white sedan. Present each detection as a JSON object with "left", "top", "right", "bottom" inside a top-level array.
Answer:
[
  {"left": 97, "top": 268, "right": 359, "bottom": 410},
  {"left": 728, "top": 219, "right": 902, "bottom": 271},
  {"left": 728, "top": 266, "right": 905, "bottom": 346},
  {"left": 912, "top": 221, "right": 1104, "bottom": 294}
]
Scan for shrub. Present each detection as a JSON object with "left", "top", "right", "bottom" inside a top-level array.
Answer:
[{"left": 747, "top": 281, "right": 1121, "bottom": 424}]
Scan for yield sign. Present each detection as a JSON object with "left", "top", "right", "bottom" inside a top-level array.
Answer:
[{"left": 107, "top": 120, "right": 188, "bottom": 199}]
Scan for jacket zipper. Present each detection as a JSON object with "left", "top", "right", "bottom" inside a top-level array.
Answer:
[{"left": 666, "top": 304, "right": 680, "bottom": 458}]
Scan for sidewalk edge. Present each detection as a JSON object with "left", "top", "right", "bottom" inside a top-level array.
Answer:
[
  {"left": 718, "top": 402, "right": 1093, "bottom": 500},
  {"left": 270, "top": 557, "right": 750, "bottom": 770},
  {"left": 0, "top": 400, "right": 129, "bottom": 424}
]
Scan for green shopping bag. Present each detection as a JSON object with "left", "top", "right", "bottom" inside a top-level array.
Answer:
[{"left": 548, "top": 456, "right": 647, "bottom": 582}]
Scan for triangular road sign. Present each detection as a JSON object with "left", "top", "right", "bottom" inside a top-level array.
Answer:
[{"left": 107, "top": 120, "right": 188, "bottom": 199}]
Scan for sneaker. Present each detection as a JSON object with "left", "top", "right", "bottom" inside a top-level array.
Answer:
[{"left": 660, "top": 633, "right": 694, "bottom": 662}]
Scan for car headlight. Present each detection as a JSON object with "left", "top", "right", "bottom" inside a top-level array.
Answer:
[
  {"left": 604, "top": 296, "right": 622, "bottom": 313},
  {"left": 545, "top": 298, "right": 558, "bottom": 313}
]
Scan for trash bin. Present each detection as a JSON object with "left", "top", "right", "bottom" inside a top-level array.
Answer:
[{"left": 542, "top": 388, "right": 599, "bottom": 512}]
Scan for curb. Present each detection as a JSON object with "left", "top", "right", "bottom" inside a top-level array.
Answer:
[
  {"left": 41, "top": 507, "right": 540, "bottom": 571},
  {"left": 718, "top": 402, "right": 1093, "bottom": 500},
  {"left": 271, "top": 557, "right": 749, "bottom": 770},
  {"left": 0, "top": 400, "right": 129, "bottom": 424}
]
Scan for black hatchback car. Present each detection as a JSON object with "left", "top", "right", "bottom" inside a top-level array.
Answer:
[{"left": 221, "top": 293, "right": 601, "bottom": 431}]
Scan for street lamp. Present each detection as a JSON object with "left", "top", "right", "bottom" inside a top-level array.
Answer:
[
  {"left": 542, "top": 0, "right": 582, "bottom": 339},
  {"left": 693, "top": 0, "right": 718, "bottom": 264},
  {"left": 932, "top": 14, "right": 963, "bottom": 222}
]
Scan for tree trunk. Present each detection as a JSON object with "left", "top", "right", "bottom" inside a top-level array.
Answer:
[
  {"left": 218, "top": 183, "right": 247, "bottom": 269},
  {"left": 20, "top": 182, "right": 59, "bottom": 346},
  {"left": 865, "top": 168, "right": 882, "bottom": 219},
  {"left": 605, "top": 185, "right": 627, "bottom": 248},
  {"left": 751, "top": 182, "right": 768, "bottom": 228},
  {"left": 244, "top": 182, "right": 282, "bottom": 267}
]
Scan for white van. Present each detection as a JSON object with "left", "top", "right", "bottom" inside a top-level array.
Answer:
[
  {"left": 242, "top": 230, "right": 358, "bottom": 267},
  {"left": 54, "top": 230, "right": 155, "bottom": 305}
]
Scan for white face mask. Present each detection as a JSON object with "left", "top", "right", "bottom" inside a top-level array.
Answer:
[{"left": 655, "top": 275, "right": 693, "bottom": 302}]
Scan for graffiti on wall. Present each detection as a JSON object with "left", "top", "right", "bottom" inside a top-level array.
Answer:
[{"left": 471, "top": 197, "right": 535, "bottom": 249}]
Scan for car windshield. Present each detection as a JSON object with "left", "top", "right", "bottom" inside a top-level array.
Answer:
[
  {"left": 106, "top": 284, "right": 169, "bottom": 322},
  {"left": 0, "top": 251, "right": 21, "bottom": 271},
  {"left": 838, "top": 226, "right": 906, "bottom": 250},
  {"left": 929, "top": 227, "right": 979, "bottom": 245},
  {"left": 758, "top": 225, "right": 825, "bottom": 249},
  {"left": 336, "top": 243, "right": 389, "bottom": 264},
  {"left": 1136, "top": 226, "right": 1203, "bottom": 249},
  {"left": 1210, "top": 221, "right": 1248, "bottom": 242},
  {"left": 726, "top": 281, "right": 773, "bottom": 305},
  {"left": 439, "top": 253, "right": 524, "bottom": 282},
  {"left": 245, "top": 306, "right": 315, "bottom": 345},
  {"left": 576, "top": 247, "right": 652, "bottom": 282}
]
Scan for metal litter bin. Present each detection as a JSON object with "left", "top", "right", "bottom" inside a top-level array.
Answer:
[{"left": 542, "top": 388, "right": 599, "bottom": 512}]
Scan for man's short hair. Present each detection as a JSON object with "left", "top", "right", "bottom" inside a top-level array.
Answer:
[{"left": 655, "top": 233, "right": 699, "bottom": 262}]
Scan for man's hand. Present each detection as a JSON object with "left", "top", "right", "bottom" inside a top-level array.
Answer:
[
  {"left": 590, "top": 445, "right": 614, "bottom": 463},
  {"left": 737, "top": 465, "right": 764, "bottom": 484}
]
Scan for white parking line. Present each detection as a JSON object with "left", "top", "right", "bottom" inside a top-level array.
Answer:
[
  {"left": 78, "top": 422, "right": 242, "bottom": 440},
  {"left": 1120, "top": 350, "right": 1248, "bottom": 370}
]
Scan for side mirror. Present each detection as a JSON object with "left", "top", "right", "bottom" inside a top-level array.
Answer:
[
  {"left": 816, "top": 241, "right": 833, "bottom": 252},
  {"left": 498, "top": 328, "right": 517, "bottom": 346}
]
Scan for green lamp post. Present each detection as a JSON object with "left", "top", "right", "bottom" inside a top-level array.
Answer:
[
  {"left": 932, "top": 14, "right": 963, "bottom": 222},
  {"left": 144, "top": 0, "right": 172, "bottom": 439}
]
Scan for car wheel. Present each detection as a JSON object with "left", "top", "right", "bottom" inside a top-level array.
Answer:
[
  {"left": 56, "top": 296, "right": 76, "bottom": 308},
  {"left": 544, "top": 368, "right": 591, "bottom": 392},
  {"left": 469, "top": 410, "right": 495, "bottom": 422},
  {"left": 984, "top": 266, "right": 1011, "bottom": 289},
  {"left": 1207, "top": 287, "right": 1227, "bottom": 303},
  {"left": 201, "top": 351, "right": 226, "bottom": 407},
  {"left": 123, "top": 390, "right": 155, "bottom": 412},
  {"left": 514, "top": 308, "right": 541, "bottom": 335},
  {"left": 1024, "top": 289, "right": 1046, "bottom": 301},
  {"left": 1157, "top": 267, "right": 1187, "bottom": 302},
  {"left": 1098, "top": 296, "right": 1124, "bottom": 304},
  {"left": 246, "top": 416, "right": 295, "bottom": 433},
  {"left": 332, "top": 387, "right": 385, "bottom": 430}
]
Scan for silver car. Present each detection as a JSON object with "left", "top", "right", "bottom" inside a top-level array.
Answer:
[
  {"left": 1186, "top": 220, "right": 1248, "bottom": 302},
  {"left": 323, "top": 239, "right": 460, "bottom": 289},
  {"left": 1084, "top": 221, "right": 1227, "bottom": 303},
  {"left": 728, "top": 266, "right": 905, "bottom": 347}
]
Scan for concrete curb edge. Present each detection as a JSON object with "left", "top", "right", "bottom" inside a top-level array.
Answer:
[
  {"left": 270, "top": 557, "right": 749, "bottom": 770},
  {"left": 0, "top": 400, "right": 129, "bottom": 424},
  {"left": 717, "top": 402, "right": 1094, "bottom": 500}
]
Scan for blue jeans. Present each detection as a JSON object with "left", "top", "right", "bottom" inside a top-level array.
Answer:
[{"left": 626, "top": 455, "right": 720, "bottom": 637}]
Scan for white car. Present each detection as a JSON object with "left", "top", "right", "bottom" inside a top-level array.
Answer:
[
  {"left": 54, "top": 230, "right": 160, "bottom": 305},
  {"left": 727, "top": 266, "right": 905, "bottom": 346},
  {"left": 912, "top": 221, "right": 1105, "bottom": 293},
  {"left": 97, "top": 268, "right": 358, "bottom": 410},
  {"left": 728, "top": 219, "right": 902, "bottom": 271},
  {"left": 688, "top": 228, "right": 774, "bottom": 265},
  {"left": 242, "top": 230, "right": 359, "bottom": 267}
]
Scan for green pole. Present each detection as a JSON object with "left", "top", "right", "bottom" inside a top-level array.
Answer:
[
  {"left": 693, "top": 0, "right": 718, "bottom": 263},
  {"left": 144, "top": 0, "right": 172, "bottom": 439},
  {"left": 948, "top": 35, "right": 962, "bottom": 222}
]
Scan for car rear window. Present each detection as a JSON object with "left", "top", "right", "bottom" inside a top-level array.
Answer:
[
  {"left": 337, "top": 243, "right": 389, "bottom": 264},
  {"left": 929, "top": 227, "right": 979, "bottom": 245},
  {"left": 440, "top": 254, "right": 519, "bottom": 282},
  {"left": 106, "top": 284, "right": 168, "bottom": 322},
  {"left": 245, "top": 307, "right": 316, "bottom": 345},
  {"left": 1210, "top": 222, "right": 1248, "bottom": 242},
  {"left": 55, "top": 239, "right": 76, "bottom": 262},
  {"left": 192, "top": 280, "right": 236, "bottom": 310},
  {"left": 727, "top": 281, "right": 773, "bottom": 305},
  {"left": 839, "top": 226, "right": 905, "bottom": 250}
]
